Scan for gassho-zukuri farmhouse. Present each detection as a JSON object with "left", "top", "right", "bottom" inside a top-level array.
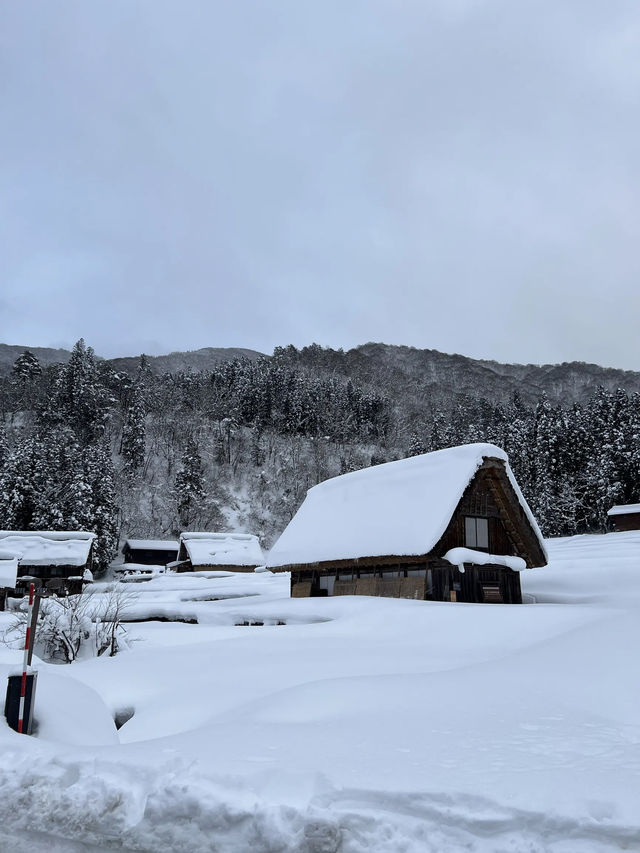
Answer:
[{"left": 267, "top": 442, "right": 547, "bottom": 604}]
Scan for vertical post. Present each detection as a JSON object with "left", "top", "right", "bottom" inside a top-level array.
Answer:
[
  {"left": 17, "top": 583, "right": 35, "bottom": 735},
  {"left": 26, "top": 592, "right": 40, "bottom": 667}
]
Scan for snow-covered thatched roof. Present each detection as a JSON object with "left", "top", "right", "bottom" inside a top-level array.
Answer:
[
  {"left": 607, "top": 504, "right": 640, "bottom": 517},
  {"left": 0, "top": 531, "right": 96, "bottom": 567},
  {"left": 124, "top": 539, "right": 179, "bottom": 551},
  {"left": 267, "top": 443, "right": 546, "bottom": 570},
  {"left": 180, "top": 532, "right": 264, "bottom": 568}
]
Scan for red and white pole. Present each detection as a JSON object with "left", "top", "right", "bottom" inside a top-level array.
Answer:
[{"left": 17, "top": 583, "right": 35, "bottom": 734}]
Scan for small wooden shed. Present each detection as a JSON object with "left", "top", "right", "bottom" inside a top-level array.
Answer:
[
  {"left": 266, "top": 443, "right": 547, "bottom": 604},
  {"left": 0, "top": 531, "right": 96, "bottom": 588},
  {"left": 122, "top": 539, "right": 179, "bottom": 566},
  {"left": 173, "top": 532, "right": 265, "bottom": 573},
  {"left": 607, "top": 504, "right": 640, "bottom": 532}
]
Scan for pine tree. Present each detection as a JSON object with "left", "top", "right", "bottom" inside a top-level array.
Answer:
[
  {"left": 82, "top": 442, "right": 119, "bottom": 571},
  {"left": 10, "top": 350, "right": 43, "bottom": 410},
  {"left": 121, "top": 385, "right": 146, "bottom": 476},
  {"left": 406, "top": 430, "right": 426, "bottom": 458},
  {"left": 0, "top": 437, "right": 38, "bottom": 529},
  {"left": 577, "top": 388, "right": 623, "bottom": 531},
  {"left": 0, "top": 422, "right": 7, "bottom": 469},
  {"left": 175, "top": 439, "right": 206, "bottom": 527},
  {"left": 250, "top": 426, "right": 265, "bottom": 466},
  {"left": 43, "top": 338, "right": 111, "bottom": 443},
  {"left": 12, "top": 350, "right": 42, "bottom": 381}
]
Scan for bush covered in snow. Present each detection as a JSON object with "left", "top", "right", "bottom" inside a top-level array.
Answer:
[{"left": 3, "top": 585, "right": 136, "bottom": 663}]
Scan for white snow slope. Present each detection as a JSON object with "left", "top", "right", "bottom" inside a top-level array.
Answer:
[{"left": 0, "top": 532, "right": 639, "bottom": 853}]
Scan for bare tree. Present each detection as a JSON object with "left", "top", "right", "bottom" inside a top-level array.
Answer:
[{"left": 2, "top": 585, "right": 137, "bottom": 663}]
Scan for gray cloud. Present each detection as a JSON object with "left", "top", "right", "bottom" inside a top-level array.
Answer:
[{"left": 1, "top": 0, "right": 639, "bottom": 367}]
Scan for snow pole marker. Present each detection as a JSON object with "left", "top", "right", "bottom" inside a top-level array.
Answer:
[{"left": 17, "top": 583, "right": 35, "bottom": 734}]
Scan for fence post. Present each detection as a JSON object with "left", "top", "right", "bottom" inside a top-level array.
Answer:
[{"left": 17, "top": 583, "right": 36, "bottom": 734}]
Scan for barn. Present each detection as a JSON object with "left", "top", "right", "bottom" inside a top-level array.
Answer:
[
  {"left": 172, "top": 532, "right": 265, "bottom": 573},
  {"left": 607, "top": 504, "right": 640, "bottom": 532},
  {"left": 122, "top": 539, "right": 179, "bottom": 566},
  {"left": 266, "top": 443, "right": 547, "bottom": 604},
  {"left": 0, "top": 531, "right": 96, "bottom": 591}
]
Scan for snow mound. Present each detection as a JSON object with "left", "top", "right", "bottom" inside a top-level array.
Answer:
[{"left": 0, "top": 651, "right": 118, "bottom": 746}]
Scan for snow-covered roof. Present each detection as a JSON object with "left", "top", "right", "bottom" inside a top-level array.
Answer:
[
  {"left": 124, "top": 539, "right": 179, "bottom": 551},
  {"left": 0, "top": 531, "right": 96, "bottom": 567},
  {"left": 607, "top": 504, "right": 640, "bottom": 517},
  {"left": 180, "top": 532, "right": 265, "bottom": 568},
  {"left": 267, "top": 443, "right": 546, "bottom": 569}
]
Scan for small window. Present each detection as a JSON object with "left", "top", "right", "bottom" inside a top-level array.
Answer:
[{"left": 465, "top": 516, "right": 489, "bottom": 549}]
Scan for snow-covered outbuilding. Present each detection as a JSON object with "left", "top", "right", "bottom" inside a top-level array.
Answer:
[
  {"left": 267, "top": 443, "right": 547, "bottom": 604},
  {"left": 173, "top": 532, "right": 265, "bottom": 573},
  {"left": 0, "top": 531, "right": 96, "bottom": 587},
  {"left": 0, "top": 550, "right": 19, "bottom": 610},
  {"left": 122, "top": 539, "right": 179, "bottom": 566},
  {"left": 0, "top": 551, "right": 19, "bottom": 589},
  {"left": 607, "top": 504, "right": 640, "bottom": 532}
]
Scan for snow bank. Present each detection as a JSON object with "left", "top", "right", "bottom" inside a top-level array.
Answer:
[
  {"left": 267, "top": 443, "right": 545, "bottom": 569},
  {"left": 0, "top": 650, "right": 117, "bottom": 746}
]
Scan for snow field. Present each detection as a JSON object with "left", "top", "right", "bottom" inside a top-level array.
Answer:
[{"left": 0, "top": 532, "right": 639, "bottom": 852}]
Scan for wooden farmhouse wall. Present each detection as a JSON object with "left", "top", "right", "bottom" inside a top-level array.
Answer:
[{"left": 610, "top": 512, "right": 640, "bottom": 532}]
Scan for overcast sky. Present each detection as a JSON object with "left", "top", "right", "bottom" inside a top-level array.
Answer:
[{"left": 1, "top": 1, "right": 639, "bottom": 369}]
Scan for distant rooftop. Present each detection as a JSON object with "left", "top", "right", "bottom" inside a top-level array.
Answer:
[
  {"left": 607, "top": 504, "right": 640, "bottom": 517},
  {"left": 124, "top": 539, "right": 179, "bottom": 551},
  {"left": 180, "top": 532, "right": 264, "bottom": 567}
]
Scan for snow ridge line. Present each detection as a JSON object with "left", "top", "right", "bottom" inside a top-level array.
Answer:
[
  {"left": 319, "top": 788, "right": 640, "bottom": 850},
  {"left": 1, "top": 753, "right": 638, "bottom": 853}
]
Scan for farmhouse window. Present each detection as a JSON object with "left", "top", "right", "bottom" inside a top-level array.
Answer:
[{"left": 465, "top": 516, "right": 489, "bottom": 549}]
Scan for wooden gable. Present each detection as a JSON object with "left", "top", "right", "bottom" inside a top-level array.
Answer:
[{"left": 431, "top": 459, "right": 546, "bottom": 568}]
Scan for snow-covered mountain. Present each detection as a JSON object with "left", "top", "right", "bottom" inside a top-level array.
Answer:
[{"left": 3, "top": 340, "right": 639, "bottom": 408}]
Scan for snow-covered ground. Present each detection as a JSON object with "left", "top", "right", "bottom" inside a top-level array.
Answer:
[{"left": 1, "top": 532, "right": 639, "bottom": 852}]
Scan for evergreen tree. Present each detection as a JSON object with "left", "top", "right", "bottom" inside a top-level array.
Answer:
[
  {"left": 121, "top": 385, "right": 146, "bottom": 476},
  {"left": 82, "top": 442, "right": 119, "bottom": 571},
  {"left": 0, "top": 437, "right": 39, "bottom": 529},
  {"left": 12, "top": 350, "right": 42, "bottom": 382},
  {"left": 10, "top": 350, "right": 43, "bottom": 410},
  {"left": 175, "top": 439, "right": 206, "bottom": 527},
  {"left": 43, "top": 338, "right": 111, "bottom": 442},
  {"left": 0, "top": 422, "right": 7, "bottom": 469},
  {"left": 406, "top": 430, "right": 426, "bottom": 457}
]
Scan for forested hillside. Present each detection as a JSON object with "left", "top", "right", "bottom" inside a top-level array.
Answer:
[{"left": 1, "top": 339, "right": 639, "bottom": 573}]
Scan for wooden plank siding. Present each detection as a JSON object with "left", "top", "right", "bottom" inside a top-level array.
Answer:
[{"left": 610, "top": 512, "right": 640, "bottom": 532}]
